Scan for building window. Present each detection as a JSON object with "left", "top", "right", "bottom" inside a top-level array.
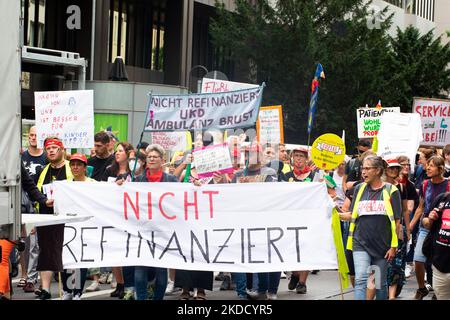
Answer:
[
  {"left": 412, "top": 0, "right": 435, "bottom": 21},
  {"left": 384, "top": 0, "right": 403, "bottom": 8},
  {"left": 22, "top": 0, "right": 46, "bottom": 47},
  {"left": 108, "top": 0, "right": 165, "bottom": 71}
]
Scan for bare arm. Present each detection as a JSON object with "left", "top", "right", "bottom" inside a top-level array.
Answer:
[{"left": 410, "top": 198, "right": 423, "bottom": 230}]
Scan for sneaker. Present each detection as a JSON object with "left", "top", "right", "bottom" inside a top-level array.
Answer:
[
  {"left": 247, "top": 290, "right": 265, "bottom": 300},
  {"left": 85, "top": 281, "right": 100, "bottom": 292},
  {"left": 405, "top": 265, "right": 412, "bottom": 278},
  {"left": 73, "top": 294, "right": 81, "bottom": 300},
  {"left": 215, "top": 272, "right": 225, "bottom": 281},
  {"left": 237, "top": 294, "right": 248, "bottom": 300},
  {"left": 296, "top": 282, "right": 307, "bottom": 294},
  {"left": 62, "top": 291, "right": 73, "bottom": 300},
  {"left": 122, "top": 289, "right": 135, "bottom": 300},
  {"left": 414, "top": 287, "right": 429, "bottom": 300},
  {"left": 425, "top": 283, "right": 434, "bottom": 292},
  {"left": 23, "top": 282, "right": 35, "bottom": 293},
  {"left": 266, "top": 293, "right": 278, "bottom": 300},
  {"left": 37, "top": 289, "right": 51, "bottom": 300},
  {"left": 288, "top": 274, "right": 299, "bottom": 290},
  {"left": 34, "top": 286, "right": 42, "bottom": 296},
  {"left": 220, "top": 275, "right": 232, "bottom": 291},
  {"left": 165, "top": 280, "right": 175, "bottom": 294}
]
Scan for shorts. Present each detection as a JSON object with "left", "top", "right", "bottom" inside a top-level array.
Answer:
[{"left": 413, "top": 228, "right": 429, "bottom": 263}]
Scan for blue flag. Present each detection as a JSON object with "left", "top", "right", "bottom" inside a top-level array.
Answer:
[{"left": 307, "top": 64, "right": 325, "bottom": 135}]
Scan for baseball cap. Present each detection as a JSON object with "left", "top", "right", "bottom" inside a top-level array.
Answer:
[
  {"left": 292, "top": 146, "right": 309, "bottom": 155},
  {"left": 69, "top": 153, "right": 88, "bottom": 165},
  {"left": 385, "top": 158, "right": 401, "bottom": 168}
]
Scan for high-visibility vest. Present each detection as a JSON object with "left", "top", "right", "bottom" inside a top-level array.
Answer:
[
  {"left": 346, "top": 182, "right": 398, "bottom": 251},
  {"left": 36, "top": 160, "right": 73, "bottom": 212}
]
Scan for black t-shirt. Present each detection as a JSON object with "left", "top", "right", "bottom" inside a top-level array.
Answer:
[
  {"left": 22, "top": 150, "right": 47, "bottom": 181},
  {"left": 36, "top": 165, "right": 68, "bottom": 215},
  {"left": 87, "top": 154, "right": 114, "bottom": 181},
  {"left": 428, "top": 193, "right": 450, "bottom": 273},
  {"left": 283, "top": 171, "right": 315, "bottom": 182},
  {"left": 350, "top": 183, "right": 402, "bottom": 258},
  {"left": 345, "top": 158, "right": 362, "bottom": 183},
  {"left": 404, "top": 179, "right": 419, "bottom": 202}
]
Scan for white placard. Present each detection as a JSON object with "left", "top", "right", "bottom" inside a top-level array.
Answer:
[
  {"left": 35, "top": 90, "right": 94, "bottom": 148},
  {"left": 413, "top": 97, "right": 450, "bottom": 147},
  {"left": 356, "top": 107, "right": 400, "bottom": 138},
  {"left": 54, "top": 181, "right": 337, "bottom": 272},
  {"left": 376, "top": 112, "right": 423, "bottom": 166},
  {"left": 193, "top": 143, "right": 233, "bottom": 178},
  {"left": 151, "top": 132, "right": 189, "bottom": 152}
]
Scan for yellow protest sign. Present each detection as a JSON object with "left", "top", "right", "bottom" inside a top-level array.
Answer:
[{"left": 311, "top": 133, "right": 346, "bottom": 170}]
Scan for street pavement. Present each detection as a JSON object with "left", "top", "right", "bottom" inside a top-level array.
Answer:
[{"left": 10, "top": 269, "right": 436, "bottom": 301}]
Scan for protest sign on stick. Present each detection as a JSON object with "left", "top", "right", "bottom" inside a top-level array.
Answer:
[
  {"left": 35, "top": 90, "right": 94, "bottom": 148},
  {"left": 413, "top": 97, "right": 450, "bottom": 147}
]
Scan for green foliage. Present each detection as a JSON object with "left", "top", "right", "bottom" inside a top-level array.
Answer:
[{"left": 210, "top": 0, "right": 450, "bottom": 147}]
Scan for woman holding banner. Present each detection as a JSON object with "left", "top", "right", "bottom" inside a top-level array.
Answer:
[
  {"left": 134, "top": 144, "right": 178, "bottom": 300},
  {"left": 102, "top": 142, "right": 135, "bottom": 299},
  {"left": 345, "top": 155, "right": 401, "bottom": 300}
]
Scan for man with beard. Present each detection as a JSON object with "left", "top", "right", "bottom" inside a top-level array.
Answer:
[{"left": 34, "top": 137, "right": 73, "bottom": 300}]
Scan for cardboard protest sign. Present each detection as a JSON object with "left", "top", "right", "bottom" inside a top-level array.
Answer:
[
  {"left": 193, "top": 143, "right": 233, "bottom": 178},
  {"left": 201, "top": 78, "right": 258, "bottom": 93},
  {"left": 413, "top": 97, "right": 450, "bottom": 147},
  {"left": 376, "top": 112, "right": 422, "bottom": 165},
  {"left": 54, "top": 181, "right": 337, "bottom": 272},
  {"left": 356, "top": 107, "right": 400, "bottom": 138},
  {"left": 144, "top": 86, "right": 264, "bottom": 131},
  {"left": 150, "top": 131, "right": 192, "bottom": 152},
  {"left": 257, "top": 105, "right": 284, "bottom": 145},
  {"left": 311, "top": 134, "right": 346, "bottom": 170},
  {"left": 35, "top": 90, "right": 94, "bottom": 148}
]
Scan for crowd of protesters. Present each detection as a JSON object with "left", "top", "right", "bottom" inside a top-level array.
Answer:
[{"left": 0, "top": 127, "right": 449, "bottom": 301}]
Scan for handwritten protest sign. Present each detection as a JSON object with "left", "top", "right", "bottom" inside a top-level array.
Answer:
[
  {"left": 35, "top": 90, "right": 94, "bottom": 148},
  {"left": 256, "top": 105, "right": 284, "bottom": 145},
  {"left": 193, "top": 143, "right": 233, "bottom": 178},
  {"left": 311, "top": 134, "right": 346, "bottom": 170},
  {"left": 144, "top": 86, "right": 264, "bottom": 131},
  {"left": 376, "top": 112, "right": 422, "bottom": 166},
  {"left": 201, "top": 78, "right": 258, "bottom": 93},
  {"left": 356, "top": 107, "right": 400, "bottom": 138},
  {"left": 413, "top": 97, "right": 450, "bottom": 147},
  {"left": 54, "top": 181, "right": 337, "bottom": 272},
  {"left": 150, "top": 131, "right": 192, "bottom": 152}
]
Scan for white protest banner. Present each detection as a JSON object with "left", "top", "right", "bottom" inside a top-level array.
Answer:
[
  {"left": 193, "top": 143, "right": 233, "bottom": 178},
  {"left": 35, "top": 90, "right": 94, "bottom": 148},
  {"left": 144, "top": 86, "right": 264, "bottom": 131},
  {"left": 413, "top": 97, "right": 450, "bottom": 147},
  {"left": 201, "top": 78, "right": 258, "bottom": 93},
  {"left": 376, "top": 112, "right": 422, "bottom": 165},
  {"left": 356, "top": 107, "right": 400, "bottom": 138},
  {"left": 256, "top": 105, "right": 284, "bottom": 145},
  {"left": 54, "top": 181, "right": 337, "bottom": 272},
  {"left": 150, "top": 131, "right": 191, "bottom": 152}
]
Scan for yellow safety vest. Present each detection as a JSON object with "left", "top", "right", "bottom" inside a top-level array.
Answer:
[
  {"left": 36, "top": 160, "right": 73, "bottom": 212},
  {"left": 346, "top": 182, "right": 398, "bottom": 251}
]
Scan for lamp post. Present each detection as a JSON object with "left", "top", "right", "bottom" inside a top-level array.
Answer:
[{"left": 188, "top": 65, "right": 208, "bottom": 93}]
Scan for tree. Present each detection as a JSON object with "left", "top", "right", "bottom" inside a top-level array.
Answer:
[
  {"left": 386, "top": 27, "right": 450, "bottom": 111},
  {"left": 210, "top": 0, "right": 450, "bottom": 147}
]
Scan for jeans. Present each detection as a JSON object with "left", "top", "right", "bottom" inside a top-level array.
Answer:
[
  {"left": 232, "top": 273, "right": 247, "bottom": 298},
  {"left": 123, "top": 266, "right": 135, "bottom": 288},
  {"left": 26, "top": 233, "right": 39, "bottom": 284},
  {"left": 257, "top": 272, "right": 281, "bottom": 294},
  {"left": 134, "top": 267, "right": 167, "bottom": 300},
  {"left": 353, "top": 250, "right": 388, "bottom": 300}
]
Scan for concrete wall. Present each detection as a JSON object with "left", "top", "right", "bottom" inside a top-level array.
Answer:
[{"left": 86, "top": 81, "right": 188, "bottom": 145}]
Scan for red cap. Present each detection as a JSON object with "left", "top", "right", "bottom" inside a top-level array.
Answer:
[
  {"left": 385, "top": 158, "right": 401, "bottom": 168},
  {"left": 70, "top": 153, "right": 88, "bottom": 165}
]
